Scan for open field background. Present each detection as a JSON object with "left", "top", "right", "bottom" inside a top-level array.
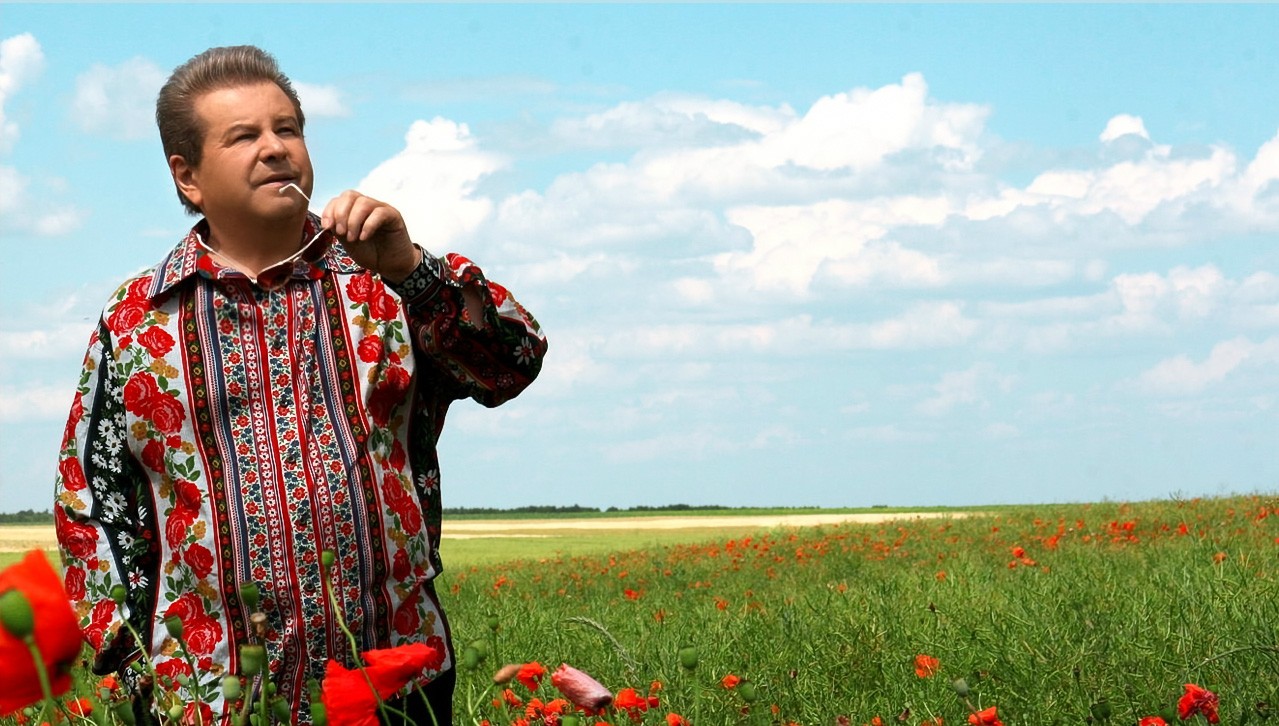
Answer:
[{"left": 3, "top": 496, "right": 1277, "bottom": 724}]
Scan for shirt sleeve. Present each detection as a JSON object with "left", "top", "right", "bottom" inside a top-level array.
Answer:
[
  {"left": 54, "top": 319, "right": 159, "bottom": 676},
  {"left": 388, "top": 250, "right": 548, "bottom": 407}
]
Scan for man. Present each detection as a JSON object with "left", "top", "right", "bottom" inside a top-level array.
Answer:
[{"left": 53, "top": 45, "right": 546, "bottom": 724}]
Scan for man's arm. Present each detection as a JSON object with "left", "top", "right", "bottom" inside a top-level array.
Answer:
[{"left": 55, "top": 316, "right": 158, "bottom": 676}]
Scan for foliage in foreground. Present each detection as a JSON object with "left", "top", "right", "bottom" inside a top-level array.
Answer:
[
  {"left": 440, "top": 495, "right": 1279, "bottom": 725},
  {"left": 2, "top": 495, "right": 1277, "bottom": 724}
]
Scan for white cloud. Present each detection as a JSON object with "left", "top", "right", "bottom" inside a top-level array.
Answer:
[
  {"left": 0, "top": 33, "right": 44, "bottom": 153},
  {"left": 71, "top": 57, "right": 166, "bottom": 141},
  {"left": 0, "top": 384, "right": 70, "bottom": 423},
  {"left": 916, "top": 363, "right": 1014, "bottom": 416},
  {"left": 295, "top": 81, "right": 350, "bottom": 118},
  {"left": 357, "top": 117, "right": 505, "bottom": 251},
  {"left": 1100, "top": 114, "right": 1149, "bottom": 143},
  {"left": 1137, "top": 336, "right": 1279, "bottom": 395},
  {"left": 0, "top": 165, "right": 84, "bottom": 236}
]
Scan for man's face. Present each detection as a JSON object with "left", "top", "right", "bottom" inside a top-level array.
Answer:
[{"left": 174, "top": 82, "right": 313, "bottom": 226}]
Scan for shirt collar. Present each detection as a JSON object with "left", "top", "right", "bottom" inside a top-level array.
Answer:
[{"left": 147, "top": 214, "right": 363, "bottom": 300}]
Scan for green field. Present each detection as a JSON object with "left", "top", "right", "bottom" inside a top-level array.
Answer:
[{"left": 4, "top": 496, "right": 1277, "bottom": 725}]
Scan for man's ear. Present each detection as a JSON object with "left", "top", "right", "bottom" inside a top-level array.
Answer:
[{"left": 169, "top": 155, "right": 202, "bottom": 210}]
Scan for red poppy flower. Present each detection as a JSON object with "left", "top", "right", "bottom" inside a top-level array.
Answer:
[
  {"left": 321, "top": 642, "right": 444, "bottom": 726},
  {"left": 614, "top": 687, "right": 651, "bottom": 721},
  {"left": 516, "top": 661, "right": 547, "bottom": 691},
  {"left": 720, "top": 673, "right": 741, "bottom": 689},
  {"left": 666, "top": 714, "right": 690, "bottom": 726},
  {"left": 0, "top": 551, "right": 84, "bottom": 715},
  {"left": 968, "top": 706, "right": 1003, "bottom": 726},
  {"left": 1178, "top": 684, "right": 1220, "bottom": 724},
  {"left": 914, "top": 653, "right": 940, "bottom": 678},
  {"left": 551, "top": 663, "right": 613, "bottom": 713},
  {"left": 1139, "top": 718, "right": 1168, "bottom": 726}
]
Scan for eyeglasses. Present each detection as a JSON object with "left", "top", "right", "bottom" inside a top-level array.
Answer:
[{"left": 194, "top": 184, "right": 332, "bottom": 290}]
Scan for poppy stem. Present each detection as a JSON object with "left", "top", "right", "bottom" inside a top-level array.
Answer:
[{"left": 22, "top": 636, "right": 57, "bottom": 724}]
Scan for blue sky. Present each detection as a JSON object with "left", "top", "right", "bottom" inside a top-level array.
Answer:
[{"left": 3, "top": 4, "right": 1278, "bottom": 513}]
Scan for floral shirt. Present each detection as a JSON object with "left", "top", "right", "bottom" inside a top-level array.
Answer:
[{"left": 54, "top": 216, "right": 546, "bottom": 720}]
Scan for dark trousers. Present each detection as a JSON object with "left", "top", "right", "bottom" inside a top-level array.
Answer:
[{"left": 381, "top": 668, "right": 455, "bottom": 726}]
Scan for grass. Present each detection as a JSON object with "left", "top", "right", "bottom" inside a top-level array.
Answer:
[{"left": 4, "top": 495, "right": 1277, "bottom": 724}]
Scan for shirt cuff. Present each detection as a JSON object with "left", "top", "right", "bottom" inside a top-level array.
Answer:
[{"left": 385, "top": 247, "right": 447, "bottom": 305}]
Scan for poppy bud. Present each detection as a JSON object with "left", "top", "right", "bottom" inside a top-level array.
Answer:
[
  {"left": 168, "top": 704, "right": 184, "bottom": 721},
  {"left": 461, "top": 647, "right": 480, "bottom": 669},
  {"left": 110, "top": 584, "right": 128, "bottom": 605},
  {"left": 176, "top": 673, "right": 190, "bottom": 687},
  {"left": 165, "top": 615, "right": 184, "bottom": 639},
  {"left": 0, "top": 589, "right": 34, "bottom": 638},
  {"left": 240, "top": 644, "right": 266, "bottom": 676},
  {"left": 311, "top": 703, "right": 328, "bottom": 726},
  {"left": 271, "top": 697, "right": 291, "bottom": 722},
  {"left": 550, "top": 663, "right": 614, "bottom": 713},
  {"left": 322, "top": 550, "right": 336, "bottom": 570},
  {"left": 738, "top": 680, "right": 758, "bottom": 703},
  {"left": 952, "top": 678, "right": 970, "bottom": 698},
  {"left": 677, "top": 645, "right": 698, "bottom": 670},
  {"left": 486, "top": 614, "right": 500, "bottom": 631},
  {"left": 250, "top": 612, "right": 269, "bottom": 638},
  {"left": 222, "top": 675, "right": 243, "bottom": 702},
  {"left": 561, "top": 716, "right": 582, "bottom": 726},
  {"left": 113, "top": 700, "right": 136, "bottom": 725},
  {"left": 1090, "top": 699, "right": 1112, "bottom": 721},
  {"left": 240, "top": 583, "right": 260, "bottom": 611}
]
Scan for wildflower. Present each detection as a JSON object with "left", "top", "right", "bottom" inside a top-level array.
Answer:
[
  {"left": 614, "top": 687, "right": 651, "bottom": 721},
  {"left": 551, "top": 663, "right": 614, "bottom": 713},
  {"left": 1139, "top": 718, "right": 1168, "bottom": 726},
  {"left": 517, "top": 661, "right": 547, "bottom": 691},
  {"left": 67, "top": 697, "right": 92, "bottom": 717},
  {"left": 623, "top": 588, "right": 641, "bottom": 601},
  {"left": 493, "top": 663, "right": 521, "bottom": 684},
  {"left": 968, "top": 706, "right": 1003, "bottom": 726},
  {"left": 720, "top": 673, "right": 741, "bottom": 689},
  {"left": 914, "top": 654, "right": 940, "bottom": 678},
  {"left": 666, "top": 714, "right": 689, "bottom": 726},
  {"left": 320, "top": 642, "right": 444, "bottom": 726},
  {"left": 0, "top": 551, "right": 84, "bottom": 715},
  {"left": 921, "top": 719, "right": 944, "bottom": 726},
  {"left": 1178, "top": 684, "right": 1220, "bottom": 724}
]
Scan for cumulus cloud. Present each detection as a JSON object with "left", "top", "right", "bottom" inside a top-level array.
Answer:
[
  {"left": 1137, "top": 336, "right": 1279, "bottom": 395},
  {"left": 0, "top": 33, "right": 44, "bottom": 153},
  {"left": 357, "top": 117, "right": 505, "bottom": 251},
  {"left": 0, "top": 384, "right": 71, "bottom": 423},
  {"left": 916, "top": 363, "right": 1014, "bottom": 416},
  {"left": 0, "top": 164, "right": 84, "bottom": 236},
  {"left": 295, "top": 81, "right": 350, "bottom": 118},
  {"left": 1100, "top": 114, "right": 1150, "bottom": 143},
  {"left": 71, "top": 57, "right": 166, "bottom": 140}
]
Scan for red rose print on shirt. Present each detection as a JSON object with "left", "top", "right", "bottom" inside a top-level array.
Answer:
[
  {"left": 55, "top": 506, "right": 98, "bottom": 560},
  {"left": 346, "top": 273, "right": 375, "bottom": 304},
  {"left": 107, "top": 299, "right": 149, "bottom": 335},
  {"left": 138, "top": 326, "right": 176, "bottom": 358},
  {"left": 185, "top": 543, "right": 215, "bottom": 580},
  {"left": 123, "top": 373, "right": 161, "bottom": 416},
  {"left": 147, "top": 393, "right": 186, "bottom": 434},
  {"left": 357, "top": 336, "right": 384, "bottom": 363},
  {"left": 59, "top": 457, "right": 87, "bottom": 491}
]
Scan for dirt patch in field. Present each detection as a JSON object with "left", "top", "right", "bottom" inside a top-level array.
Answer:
[{"left": 1, "top": 512, "right": 967, "bottom": 551}]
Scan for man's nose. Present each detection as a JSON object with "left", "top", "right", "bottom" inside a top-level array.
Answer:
[{"left": 260, "top": 132, "right": 288, "bottom": 160}]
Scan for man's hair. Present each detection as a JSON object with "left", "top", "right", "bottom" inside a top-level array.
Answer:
[{"left": 156, "top": 46, "right": 306, "bottom": 215}]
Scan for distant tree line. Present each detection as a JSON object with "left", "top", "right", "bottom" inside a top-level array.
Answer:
[{"left": 0, "top": 509, "right": 55, "bottom": 524}]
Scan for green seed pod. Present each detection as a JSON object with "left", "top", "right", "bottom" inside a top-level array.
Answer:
[
  {"left": 486, "top": 614, "right": 500, "bottom": 632},
  {"left": 677, "top": 645, "right": 698, "bottom": 670},
  {"left": 271, "top": 697, "right": 292, "bottom": 722},
  {"left": 165, "top": 615, "right": 184, "bottom": 639},
  {"left": 240, "top": 583, "right": 260, "bottom": 612},
  {"left": 176, "top": 673, "right": 190, "bottom": 687},
  {"left": 0, "top": 590, "right": 34, "bottom": 639},
  {"left": 461, "top": 646, "right": 480, "bottom": 669},
  {"left": 240, "top": 644, "right": 267, "bottom": 676},
  {"left": 738, "top": 680, "right": 758, "bottom": 703},
  {"left": 311, "top": 703, "right": 328, "bottom": 726},
  {"left": 113, "top": 699, "right": 137, "bottom": 725},
  {"left": 110, "top": 585, "right": 128, "bottom": 605},
  {"left": 168, "top": 704, "right": 184, "bottom": 721},
  {"left": 952, "top": 678, "right": 970, "bottom": 698},
  {"left": 222, "top": 675, "right": 243, "bottom": 702},
  {"left": 321, "top": 550, "right": 336, "bottom": 570},
  {"left": 469, "top": 639, "right": 489, "bottom": 659},
  {"left": 1090, "top": 699, "right": 1112, "bottom": 722}
]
